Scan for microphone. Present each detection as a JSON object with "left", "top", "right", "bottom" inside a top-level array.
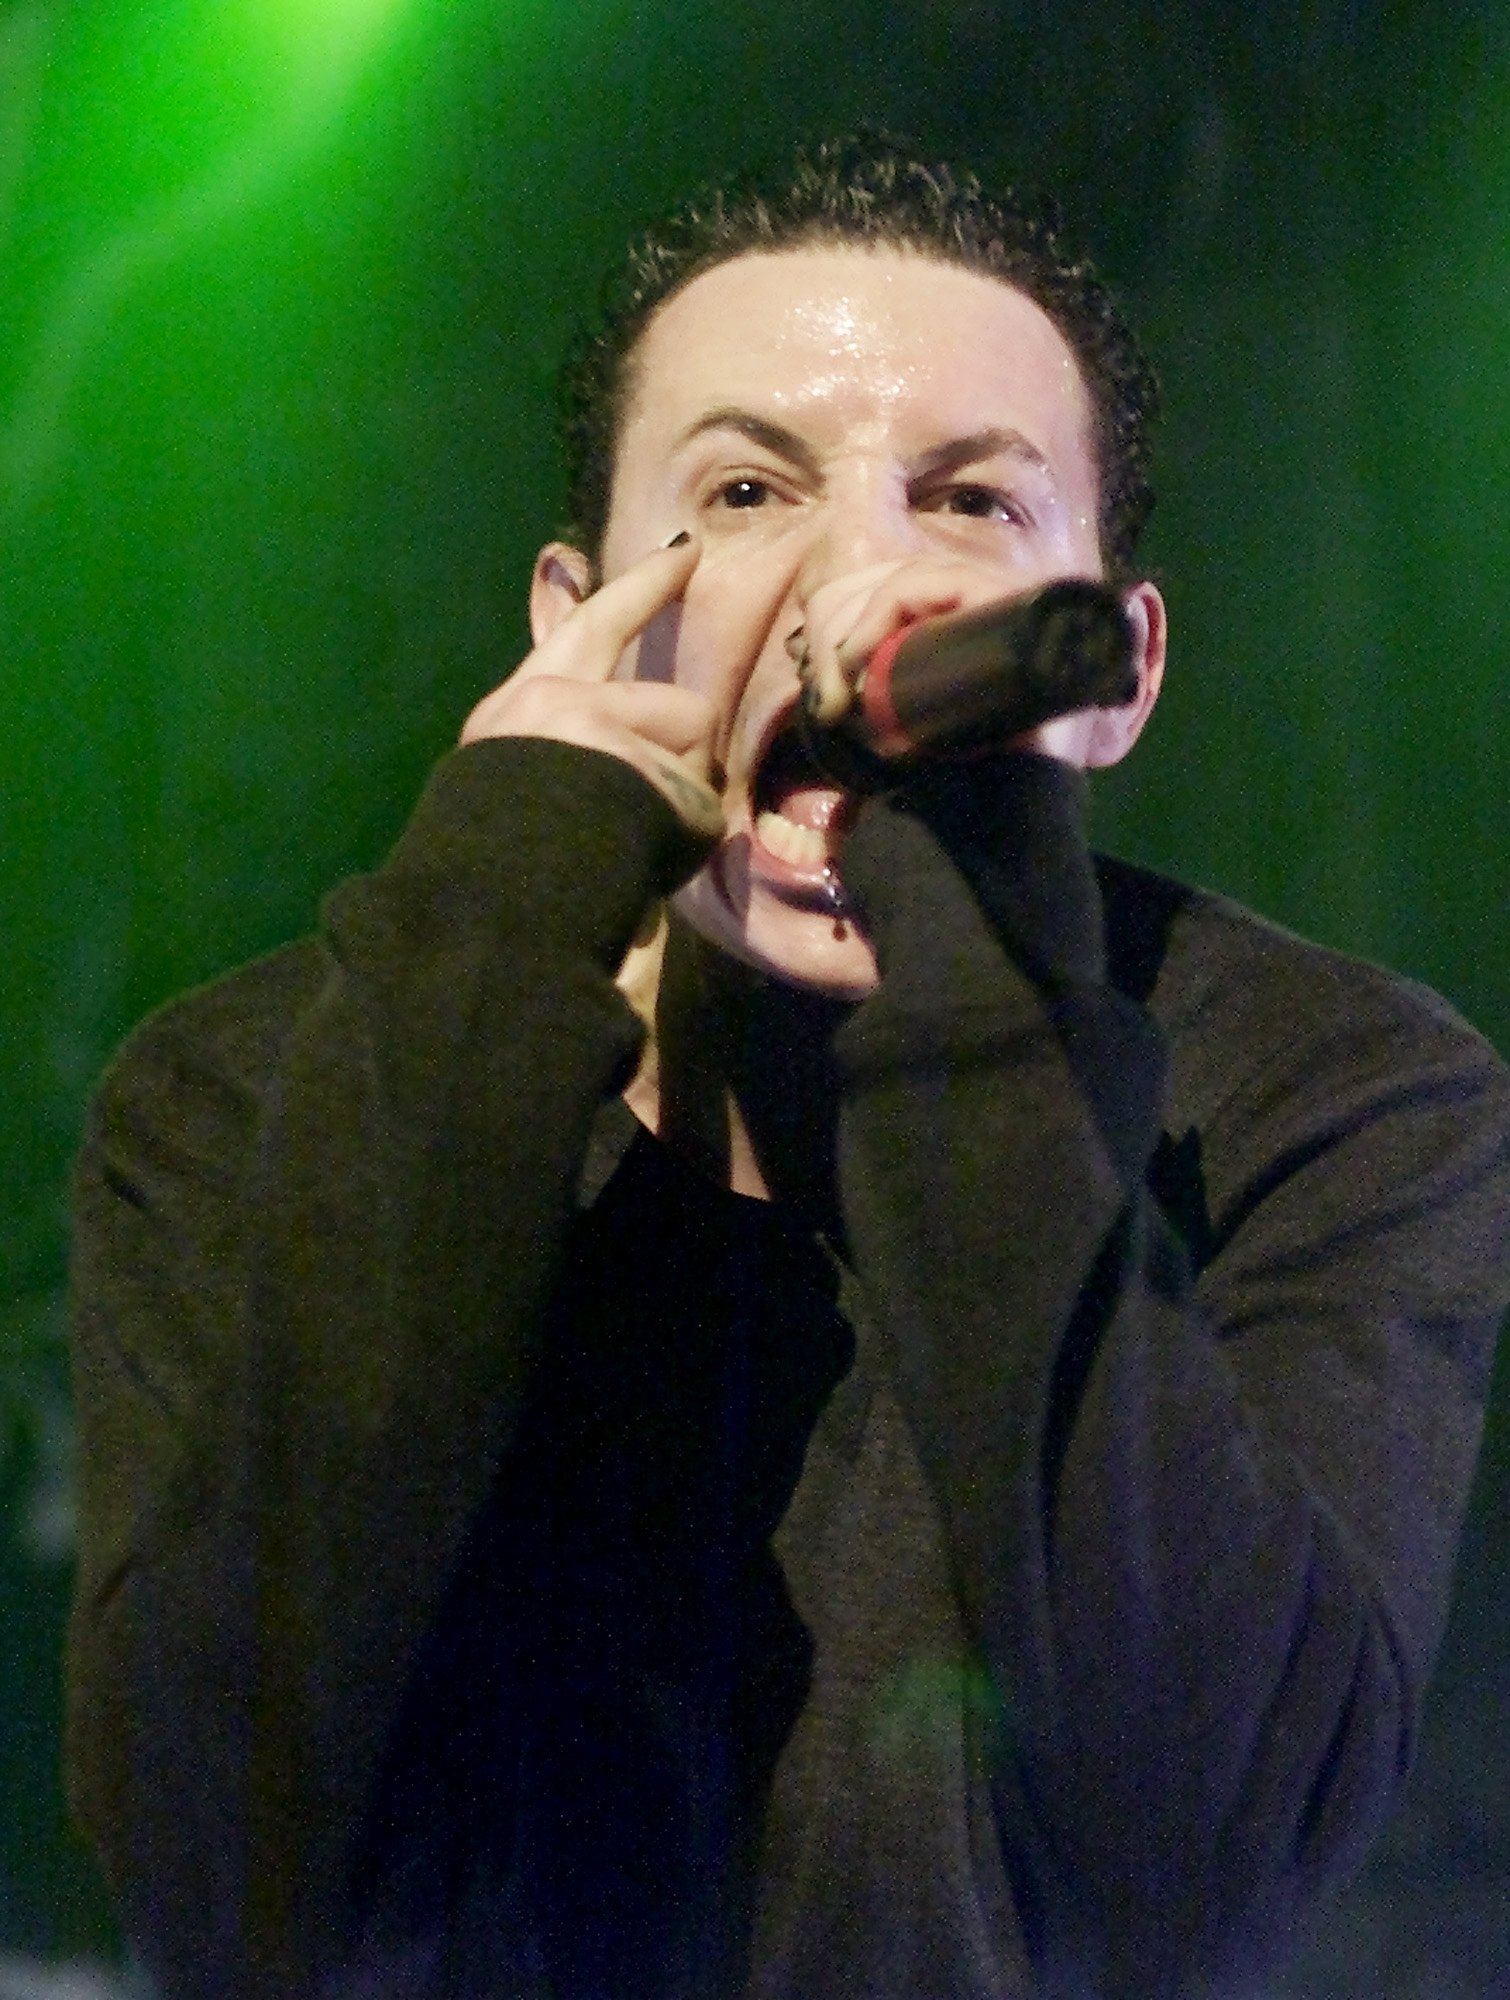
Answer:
[{"left": 796, "top": 578, "right": 1137, "bottom": 790}]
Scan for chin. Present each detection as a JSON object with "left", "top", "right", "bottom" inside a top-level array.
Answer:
[{"left": 673, "top": 872, "right": 880, "bottom": 1000}]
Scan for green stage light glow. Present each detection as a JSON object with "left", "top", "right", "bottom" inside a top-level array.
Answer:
[
  {"left": 233, "top": 0, "right": 414, "bottom": 88},
  {"left": 0, "top": 0, "right": 417, "bottom": 505}
]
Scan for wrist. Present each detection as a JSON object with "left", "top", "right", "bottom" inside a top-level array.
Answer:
[{"left": 844, "top": 751, "right": 1106, "bottom": 994}]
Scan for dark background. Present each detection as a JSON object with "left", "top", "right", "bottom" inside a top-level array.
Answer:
[{"left": 2, "top": 0, "right": 1506, "bottom": 1990}]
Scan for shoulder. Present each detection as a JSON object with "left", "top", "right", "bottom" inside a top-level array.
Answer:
[
  {"left": 1096, "top": 852, "right": 1509, "bottom": 1108},
  {"left": 85, "top": 939, "right": 330, "bottom": 1167},
  {"left": 1096, "top": 854, "right": 1510, "bottom": 1329}
]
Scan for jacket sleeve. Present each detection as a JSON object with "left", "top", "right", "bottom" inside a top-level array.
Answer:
[
  {"left": 832, "top": 751, "right": 1510, "bottom": 1999},
  {"left": 66, "top": 737, "right": 706, "bottom": 2000}
]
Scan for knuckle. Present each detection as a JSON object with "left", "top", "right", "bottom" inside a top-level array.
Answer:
[
  {"left": 500, "top": 675, "right": 576, "bottom": 731},
  {"left": 467, "top": 672, "right": 601, "bottom": 743}
]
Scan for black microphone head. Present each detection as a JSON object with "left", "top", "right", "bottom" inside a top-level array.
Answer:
[
  {"left": 797, "top": 577, "right": 1136, "bottom": 782},
  {"left": 1015, "top": 579, "right": 1138, "bottom": 709}
]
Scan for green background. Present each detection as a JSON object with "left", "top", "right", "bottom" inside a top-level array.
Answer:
[{"left": 2, "top": 0, "right": 1506, "bottom": 1988}]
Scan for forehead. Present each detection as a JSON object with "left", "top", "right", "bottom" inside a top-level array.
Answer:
[{"left": 615, "top": 246, "right": 1096, "bottom": 476}]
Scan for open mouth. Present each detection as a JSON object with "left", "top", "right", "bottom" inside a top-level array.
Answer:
[{"left": 750, "top": 724, "right": 858, "bottom": 880}]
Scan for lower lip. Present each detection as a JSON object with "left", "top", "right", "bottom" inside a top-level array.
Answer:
[{"left": 723, "top": 826, "right": 856, "bottom": 915}]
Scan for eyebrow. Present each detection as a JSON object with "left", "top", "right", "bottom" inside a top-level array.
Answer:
[
  {"left": 673, "top": 409, "right": 823, "bottom": 479},
  {"left": 673, "top": 409, "right": 1055, "bottom": 486},
  {"left": 910, "top": 427, "right": 1053, "bottom": 481}
]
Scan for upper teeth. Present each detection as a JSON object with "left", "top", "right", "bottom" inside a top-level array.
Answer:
[{"left": 756, "top": 811, "right": 831, "bottom": 867}]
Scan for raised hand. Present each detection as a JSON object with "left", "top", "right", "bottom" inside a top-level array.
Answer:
[{"left": 461, "top": 535, "right": 724, "bottom": 837}]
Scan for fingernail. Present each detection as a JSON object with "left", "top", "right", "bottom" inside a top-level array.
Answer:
[{"left": 663, "top": 530, "right": 691, "bottom": 549}]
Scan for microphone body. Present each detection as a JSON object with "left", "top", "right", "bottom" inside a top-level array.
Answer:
[{"left": 796, "top": 578, "right": 1136, "bottom": 791}]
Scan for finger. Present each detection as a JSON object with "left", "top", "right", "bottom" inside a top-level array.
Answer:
[
  {"left": 798, "top": 564, "right": 912, "bottom": 724},
  {"left": 803, "top": 644, "right": 856, "bottom": 726},
  {"left": 572, "top": 678, "right": 717, "bottom": 758},
  {"left": 531, "top": 534, "right": 700, "bottom": 686},
  {"left": 835, "top": 579, "right": 970, "bottom": 670},
  {"left": 804, "top": 559, "right": 965, "bottom": 664},
  {"left": 802, "top": 568, "right": 970, "bottom": 725},
  {"left": 460, "top": 675, "right": 723, "bottom": 836},
  {"left": 461, "top": 673, "right": 713, "bottom": 758},
  {"left": 802, "top": 562, "right": 911, "bottom": 667}
]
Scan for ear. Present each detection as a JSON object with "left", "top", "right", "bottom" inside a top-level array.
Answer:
[
  {"left": 1081, "top": 578, "right": 1167, "bottom": 769},
  {"left": 529, "top": 542, "right": 594, "bottom": 645}
]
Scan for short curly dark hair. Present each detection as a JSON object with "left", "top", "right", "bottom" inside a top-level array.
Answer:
[{"left": 559, "top": 133, "right": 1159, "bottom": 580}]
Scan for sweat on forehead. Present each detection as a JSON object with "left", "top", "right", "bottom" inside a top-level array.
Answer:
[
  {"left": 616, "top": 247, "right": 1096, "bottom": 442},
  {"left": 555, "top": 136, "right": 1159, "bottom": 576},
  {"left": 596, "top": 249, "right": 1104, "bottom": 584}
]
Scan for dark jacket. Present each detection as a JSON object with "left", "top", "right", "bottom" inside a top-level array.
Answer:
[{"left": 67, "top": 740, "right": 1510, "bottom": 1999}]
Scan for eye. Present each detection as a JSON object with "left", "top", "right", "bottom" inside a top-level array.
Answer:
[
  {"left": 938, "top": 483, "right": 1024, "bottom": 523},
  {"left": 715, "top": 477, "right": 771, "bottom": 509}
]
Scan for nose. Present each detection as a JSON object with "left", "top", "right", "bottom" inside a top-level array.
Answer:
[{"left": 792, "top": 466, "right": 926, "bottom": 605}]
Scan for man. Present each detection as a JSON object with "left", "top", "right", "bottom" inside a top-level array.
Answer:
[{"left": 67, "top": 137, "right": 1510, "bottom": 2000}]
